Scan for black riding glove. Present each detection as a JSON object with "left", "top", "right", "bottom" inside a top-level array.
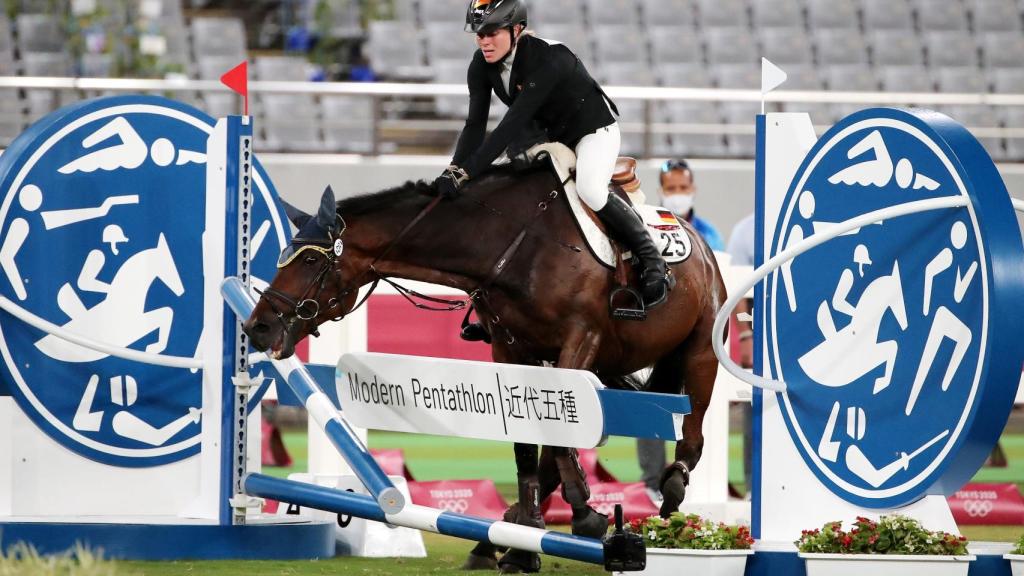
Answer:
[{"left": 436, "top": 165, "right": 470, "bottom": 199}]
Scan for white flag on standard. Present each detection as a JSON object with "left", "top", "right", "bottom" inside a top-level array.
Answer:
[{"left": 761, "top": 57, "right": 788, "bottom": 94}]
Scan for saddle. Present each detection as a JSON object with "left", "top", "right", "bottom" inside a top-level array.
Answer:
[{"left": 522, "top": 143, "right": 693, "bottom": 319}]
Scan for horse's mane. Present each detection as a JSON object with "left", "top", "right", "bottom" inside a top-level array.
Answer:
[
  {"left": 336, "top": 179, "right": 437, "bottom": 216},
  {"left": 335, "top": 165, "right": 530, "bottom": 216}
]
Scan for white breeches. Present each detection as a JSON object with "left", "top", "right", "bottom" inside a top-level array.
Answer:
[{"left": 574, "top": 122, "right": 621, "bottom": 211}]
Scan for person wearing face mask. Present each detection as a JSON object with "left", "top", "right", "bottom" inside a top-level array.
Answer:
[
  {"left": 635, "top": 158, "right": 724, "bottom": 502},
  {"left": 658, "top": 159, "right": 724, "bottom": 251},
  {"left": 445, "top": 0, "right": 676, "bottom": 344}
]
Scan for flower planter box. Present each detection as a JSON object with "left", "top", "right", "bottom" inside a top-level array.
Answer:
[
  {"left": 614, "top": 548, "right": 753, "bottom": 576},
  {"left": 800, "top": 553, "right": 975, "bottom": 576},
  {"left": 1003, "top": 553, "right": 1024, "bottom": 576}
]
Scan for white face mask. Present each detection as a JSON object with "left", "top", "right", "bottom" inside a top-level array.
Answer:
[{"left": 662, "top": 193, "right": 694, "bottom": 216}]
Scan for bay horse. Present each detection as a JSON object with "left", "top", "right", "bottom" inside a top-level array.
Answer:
[{"left": 243, "top": 161, "right": 727, "bottom": 573}]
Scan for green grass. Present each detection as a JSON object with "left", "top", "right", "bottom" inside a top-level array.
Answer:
[{"left": 49, "top": 430, "right": 1024, "bottom": 574}]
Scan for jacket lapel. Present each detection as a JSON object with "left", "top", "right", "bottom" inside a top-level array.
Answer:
[
  {"left": 508, "top": 36, "right": 530, "bottom": 99},
  {"left": 487, "top": 64, "right": 511, "bottom": 105}
]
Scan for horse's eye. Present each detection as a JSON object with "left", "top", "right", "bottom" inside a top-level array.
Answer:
[{"left": 304, "top": 255, "right": 318, "bottom": 265}]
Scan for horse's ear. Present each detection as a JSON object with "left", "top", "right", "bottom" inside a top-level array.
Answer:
[
  {"left": 278, "top": 198, "right": 312, "bottom": 229},
  {"left": 315, "top": 185, "right": 340, "bottom": 235}
]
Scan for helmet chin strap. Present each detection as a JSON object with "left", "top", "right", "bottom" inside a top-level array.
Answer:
[{"left": 495, "top": 26, "right": 521, "bottom": 64}]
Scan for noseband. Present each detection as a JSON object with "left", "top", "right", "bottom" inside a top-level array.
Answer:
[{"left": 256, "top": 241, "right": 344, "bottom": 338}]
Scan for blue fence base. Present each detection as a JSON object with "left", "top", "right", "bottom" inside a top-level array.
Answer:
[{"left": 0, "top": 520, "right": 335, "bottom": 560}]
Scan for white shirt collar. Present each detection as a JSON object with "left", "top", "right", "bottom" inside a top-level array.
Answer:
[{"left": 501, "top": 44, "right": 518, "bottom": 93}]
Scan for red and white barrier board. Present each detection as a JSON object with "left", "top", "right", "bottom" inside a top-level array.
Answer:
[
  {"left": 408, "top": 479, "right": 509, "bottom": 519},
  {"left": 542, "top": 482, "right": 659, "bottom": 524},
  {"left": 948, "top": 483, "right": 1024, "bottom": 525}
]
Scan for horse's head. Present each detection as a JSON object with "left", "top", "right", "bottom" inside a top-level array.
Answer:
[{"left": 243, "top": 186, "right": 358, "bottom": 358}]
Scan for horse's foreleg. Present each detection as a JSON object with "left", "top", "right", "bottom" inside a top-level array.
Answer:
[{"left": 536, "top": 327, "right": 607, "bottom": 538}]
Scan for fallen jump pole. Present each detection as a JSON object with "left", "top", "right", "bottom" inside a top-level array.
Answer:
[
  {"left": 243, "top": 473, "right": 605, "bottom": 565},
  {"left": 221, "top": 277, "right": 405, "bottom": 515}
]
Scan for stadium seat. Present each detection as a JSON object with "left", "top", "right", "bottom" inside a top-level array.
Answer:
[
  {"left": 593, "top": 26, "right": 647, "bottom": 65},
  {"left": 923, "top": 30, "right": 980, "bottom": 68},
  {"left": 585, "top": 0, "right": 641, "bottom": 27},
  {"left": 777, "top": 65, "right": 834, "bottom": 125},
  {"left": 639, "top": 0, "right": 697, "bottom": 29},
  {"left": 533, "top": 24, "right": 594, "bottom": 68},
  {"left": 991, "top": 66, "right": 1024, "bottom": 92},
  {"left": 656, "top": 62, "right": 714, "bottom": 87},
  {"left": 704, "top": 27, "right": 759, "bottom": 65},
  {"left": 878, "top": 65, "right": 935, "bottom": 92},
  {"left": 662, "top": 101, "right": 728, "bottom": 157},
  {"left": 431, "top": 58, "right": 468, "bottom": 118},
  {"left": 1002, "top": 106, "right": 1024, "bottom": 159},
  {"left": 530, "top": 0, "right": 586, "bottom": 26},
  {"left": 967, "top": 0, "right": 1023, "bottom": 31},
  {"left": 420, "top": 0, "right": 469, "bottom": 24},
  {"left": 365, "top": 20, "right": 431, "bottom": 79},
  {"left": 261, "top": 94, "right": 323, "bottom": 152},
  {"left": 191, "top": 17, "right": 247, "bottom": 60},
  {"left": 806, "top": 0, "right": 860, "bottom": 29},
  {"left": 825, "top": 65, "right": 880, "bottom": 120},
  {"left": 15, "top": 14, "right": 64, "bottom": 54},
  {"left": 650, "top": 27, "right": 703, "bottom": 64},
  {"left": 323, "top": 96, "right": 376, "bottom": 154},
  {"left": 0, "top": 16, "right": 15, "bottom": 75},
  {"left": 868, "top": 30, "right": 926, "bottom": 67},
  {"left": 814, "top": 28, "right": 870, "bottom": 66},
  {"left": 253, "top": 56, "right": 309, "bottom": 81},
  {"left": 862, "top": 0, "right": 915, "bottom": 30},
  {"left": 80, "top": 53, "right": 114, "bottom": 77},
  {"left": 980, "top": 30, "right": 1024, "bottom": 68},
  {"left": 759, "top": 27, "right": 814, "bottom": 66},
  {"left": 316, "top": 0, "right": 364, "bottom": 40},
  {"left": 598, "top": 62, "right": 657, "bottom": 86},
  {"left": 750, "top": 0, "right": 804, "bottom": 29},
  {"left": 425, "top": 22, "right": 477, "bottom": 62},
  {"left": 942, "top": 105, "right": 1004, "bottom": 159},
  {"left": 913, "top": 0, "right": 970, "bottom": 30},
  {"left": 697, "top": 0, "right": 750, "bottom": 28},
  {"left": 0, "top": 100, "right": 23, "bottom": 146},
  {"left": 935, "top": 65, "right": 989, "bottom": 92}
]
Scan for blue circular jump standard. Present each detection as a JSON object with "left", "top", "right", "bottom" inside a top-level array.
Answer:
[{"left": 764, "top": 108, "right": 1024, "bottom": 509}]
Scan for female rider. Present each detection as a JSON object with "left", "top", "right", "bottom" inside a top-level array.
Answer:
[{"left": 436, "top": 0, "right": 674, "bottom": 343}]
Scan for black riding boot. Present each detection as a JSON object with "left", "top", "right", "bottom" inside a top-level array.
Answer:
[{"left": 596, "top": 193, "right": 675, "bottom": 308}]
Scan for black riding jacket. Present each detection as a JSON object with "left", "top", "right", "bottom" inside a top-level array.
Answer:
[{"left": 452, "top": 34, "right": 618, "bottom": 178}]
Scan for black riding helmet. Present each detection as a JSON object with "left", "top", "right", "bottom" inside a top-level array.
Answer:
[{"left": 465, "top": 0, "right": 528, "bottom": 34}]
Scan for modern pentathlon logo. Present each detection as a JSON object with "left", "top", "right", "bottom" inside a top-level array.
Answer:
[
  {"left": 0, "top": 96, "right": 291, "bottom": 467},
  {"left": 764, "top": 108, "right": 1024, "bottom": 508}
]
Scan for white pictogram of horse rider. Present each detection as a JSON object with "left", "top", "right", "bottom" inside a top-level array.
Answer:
[
  {"left": 905, "top": 220, "right": 977, "bottom": 415},
  {"left": 798, "top": 244, "right": 908, "bottom": 392},
  {"left": 72, "top": 373, "right": 201, "bottom": 446},
  {"left": 34, "top": 232, "right": 185, "bottom": 363}
]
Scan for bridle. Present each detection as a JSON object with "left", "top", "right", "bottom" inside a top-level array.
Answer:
[{"left": 255, "top": 196, "right": 466, "bottom": 337}]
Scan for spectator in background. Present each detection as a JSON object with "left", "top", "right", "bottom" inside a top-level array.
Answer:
[
  {"left": 659, "top": 159, "right": 724, "bottom": 251},
  {"left": 638, "top": 158, "right": 727, "bottom": 504}
]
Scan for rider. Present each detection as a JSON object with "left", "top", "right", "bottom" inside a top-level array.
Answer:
[{"left": 436, "top": 0, "right": 675, "bottom": 341}]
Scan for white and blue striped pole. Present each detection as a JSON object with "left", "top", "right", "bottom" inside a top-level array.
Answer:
[
  {"left": 221, "top": 277, "right": 405, "bottom": 514},
  {"left": 244, "top": 473, "right": 604, "bottom": 565}
]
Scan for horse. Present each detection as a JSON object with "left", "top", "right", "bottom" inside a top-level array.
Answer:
[{"left": 243, "top": 161, "right": 727, "bottom": 573}]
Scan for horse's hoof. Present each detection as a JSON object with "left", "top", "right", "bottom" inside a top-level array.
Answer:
[
  {"left": 498, "top": 549, "right": 541, "bottom": 573},
  {"left": 571, "top": 507, "right": 609, "bottom": 539},
  {"left": 461, "top": 551, "right": 498, "bottom": 571},
  {"left": 659, "top": 469, "right": 687, "bottom": 517}
]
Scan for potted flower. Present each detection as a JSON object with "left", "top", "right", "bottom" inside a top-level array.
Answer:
[
  {"left": 796, "top": 515, "right": 974, "bottom": 576},
  {"left": 612, "top": 512, "right": 754, "bottom": 576},
  {"left": 1001, "top": 534, "right": 1024, "bottom": 575}
]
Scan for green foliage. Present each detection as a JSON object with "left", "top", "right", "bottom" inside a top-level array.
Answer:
[
  {"left": 1012, "top": 533, "right": 1024, "bottom": 554},
  {"left": 619, "top": 513, "right": 754, "bottom": 551},
  {"left": 795, "top": 515, "right": 969, "bottom": 555},
  {"left": 0, "top": 542, "right": 119, "bottom": 575}
]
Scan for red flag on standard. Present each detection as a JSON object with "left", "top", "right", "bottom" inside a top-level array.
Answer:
[{"left": 220, "top": 60, "right": 248, "bottom": 115}]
